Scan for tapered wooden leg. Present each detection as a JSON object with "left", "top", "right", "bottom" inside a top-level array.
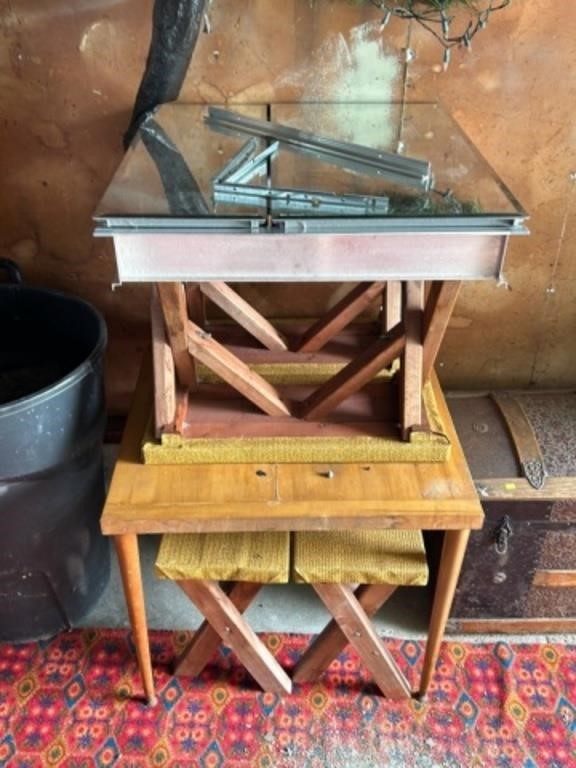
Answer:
[
  {"left": 419, "top": 529, "right": 471, "bottom": 697},
  {"left": 175, "top": 581, "right": 261, "bottom": 677},
  {"left": 312, "top": 583, "right": 412, "bottom": 699},
  {"left": 293, "top": 584, "right": 397, "bottom": 683},
  {"left": 179, "top": 579, "right": 292, "bottom": 694},
  {"left": 114, "top": 534, "right": 156, "bottom": 706}
]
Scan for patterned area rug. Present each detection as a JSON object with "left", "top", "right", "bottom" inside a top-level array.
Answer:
[{"left": 0, "top": 630, "right": 575, "bottom": 768}]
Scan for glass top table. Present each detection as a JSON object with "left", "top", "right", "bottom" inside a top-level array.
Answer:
[
  {"left": 94, "top": 102, "right": 527, "bottom": 284},
  {"left": 93, "top": 102, "right": 529, "bottom": 446}
]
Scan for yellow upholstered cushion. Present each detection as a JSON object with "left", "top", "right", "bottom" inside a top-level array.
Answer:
[
  {"left": 143, "top": 380, "right": 450, "bottom": 465},
  {"left": 197, "top": 362, "right": 394, "bottom": 386},
  {"left": 155, "top": 532, "right": 290, "bottom": 584},
  {"left": 292, "top": 530, "right": 428, "bottom": 586}
]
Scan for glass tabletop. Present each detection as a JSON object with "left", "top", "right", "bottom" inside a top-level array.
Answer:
[{"left": 94, "top": 102, "right": 527, "bottom": 236}]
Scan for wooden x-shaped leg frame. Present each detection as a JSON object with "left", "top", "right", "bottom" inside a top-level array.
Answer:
[
  {"left": 151, "top": 279, "right": 461, "bottom": 441},
  {"left": 292, "top": 583, "right": 412, "bottom": 699},
  {"left": 174, "top": 578, "right": 292, "bottom": 694}
]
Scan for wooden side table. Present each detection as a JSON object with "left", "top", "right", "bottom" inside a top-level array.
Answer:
[
  {"left": 101, "top": 357, "right": 483, "bottom": 705},
  {"left": 95, "top": 101, "right": 523, "bottom": 703}
]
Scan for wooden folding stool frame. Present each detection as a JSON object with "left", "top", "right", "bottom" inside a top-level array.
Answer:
[
  {"left": 174, "top": 580, "right": 292, "bottom": 694},
  {"left": 293, "top": 582, "right": 411, "bottom": 699},
  {"left": 155, "top": 534, "right": 292, "bottom": 695},
  {"left": 151, "top": 278, "right": 462, "bottom": 445},
  {"left": 290, "top": 529, "right": 430, "bottom": 699}
]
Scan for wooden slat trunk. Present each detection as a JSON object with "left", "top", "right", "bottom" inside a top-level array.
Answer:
[{"left": 441, "top": 391, "right": 576, "bottom": 633}]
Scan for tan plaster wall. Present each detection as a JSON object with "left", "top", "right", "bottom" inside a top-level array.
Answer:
[{"left": 1, "top": 0, "right": 574, "bottom": 411}]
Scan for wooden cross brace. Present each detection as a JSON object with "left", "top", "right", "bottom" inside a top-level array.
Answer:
[{"left": 152, "top": 279, "right": 461, "bottom": 439}]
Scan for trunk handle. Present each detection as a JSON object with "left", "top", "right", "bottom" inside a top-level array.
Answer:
[{"left": 491, "top": 392, "right": 547, "bottom": 490}]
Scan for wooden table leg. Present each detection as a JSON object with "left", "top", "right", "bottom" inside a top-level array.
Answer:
[
  {"left": 419, "top": 528, "right": 470, "bottom": 698},
  {"left": 115, "top": 534, "right": 157, "bottom": 706}
]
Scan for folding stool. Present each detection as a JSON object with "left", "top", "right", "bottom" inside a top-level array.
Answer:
[
  {"left": 291, "top": 529, "right": 429, "bottom": 699},
  {"left": 155, "top": 531, "right": 292, "bottom": 694}
]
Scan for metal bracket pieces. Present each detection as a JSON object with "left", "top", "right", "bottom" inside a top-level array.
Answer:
[
  {"left": 205, "top": 107, "right": 433, "bottom": 191},
  {"left": 212, "top": 137, "right": 260, "bottom": 185},
  {"left": 212, "top": 137, "right": 390, "bottom": 215},
  {"left": 226, "top": 141, "right": 279, "bottom": 184},
  {"left": 212, "top": 138, "right": 279, "bottom": 186},
  {"left": 214, "top": 183, "right": 390, "bottom": 215}
]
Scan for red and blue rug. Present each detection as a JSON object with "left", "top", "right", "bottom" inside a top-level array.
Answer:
[{"left": 0, "top": 630, "right": 574, "bottom": 767}]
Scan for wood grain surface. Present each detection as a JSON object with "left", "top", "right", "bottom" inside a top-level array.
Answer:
[{"left": 101, "top": 355, "right": 483, "bottom": 534}]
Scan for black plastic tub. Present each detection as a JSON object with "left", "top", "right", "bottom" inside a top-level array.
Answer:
[{"left": 0, "top": 259, "right": 110, "bottom": 641}]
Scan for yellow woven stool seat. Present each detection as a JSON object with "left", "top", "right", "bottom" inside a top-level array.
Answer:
[
  {"left": 143, "top": 380, "right": 451, "bottom": 465},
  {"left": 155, "top": 531, "right": 290, "bottom": 584},
  {"left": 292, "top": 529, "right": 428, "bottom": 586},
  {"left": 291, "top": 529, "right": 429, "bottom": 698}
]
